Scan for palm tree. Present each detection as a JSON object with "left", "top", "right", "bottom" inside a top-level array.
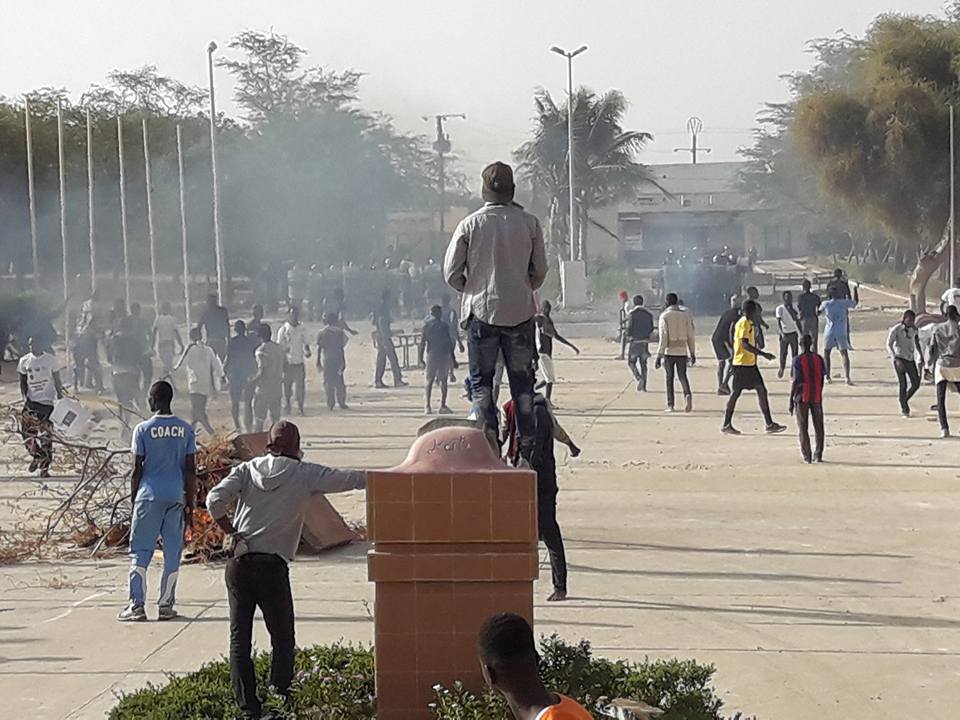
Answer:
[{"left": 515, "top": 87, "right": 656, "bottom": 267}]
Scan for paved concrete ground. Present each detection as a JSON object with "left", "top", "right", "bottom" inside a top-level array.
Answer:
[{"left": 2, "top": 290, "right": 959, "bottom": 719}]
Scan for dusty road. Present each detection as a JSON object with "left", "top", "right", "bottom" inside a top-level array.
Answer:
[{"left": 1, "top": 292, "right": 958, "bottom": 719}]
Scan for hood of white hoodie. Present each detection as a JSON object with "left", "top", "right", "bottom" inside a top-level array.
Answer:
[{"left": 248, "top": 454, "right": 301, "bottom": 492}]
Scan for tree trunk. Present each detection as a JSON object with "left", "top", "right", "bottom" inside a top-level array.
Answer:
[{"left": 909, "top": 228, "right": 949, "bottom": 313}]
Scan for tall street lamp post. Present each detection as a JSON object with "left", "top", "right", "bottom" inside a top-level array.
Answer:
[{"left": 550, "top": 44, "right": 587, "bottom": 262}]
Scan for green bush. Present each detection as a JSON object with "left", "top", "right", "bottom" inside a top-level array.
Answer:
[{"left": 110, "top": 636, "right": 749, "bottom": 720}]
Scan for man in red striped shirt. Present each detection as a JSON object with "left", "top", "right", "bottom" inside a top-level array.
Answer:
[{"left": 790, "top": 333, "right": 827, "bottom": 463}]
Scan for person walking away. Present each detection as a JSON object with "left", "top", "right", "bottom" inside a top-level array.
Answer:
[
  {"left": 419, "top": 305, "right": 456, "bottom": 415},
  {"left": 200, "top": 293, "right": 230, "bottom": 361},
  {"left": 130, "top": 303, "right": 154, "bottom": 394},
  {"left": 444, "top": 161, "right": 548, "bottom": 460},
  {"left": 108, "top": 316, "right": 145, "bottom": 421},
  {"left": 655, "top": 293, "right": 695, "bottom": 413},
  {"left": 775, "top": 290, "right": 801, "bottom": 379},
  {"left": 721, "top": 300, "right": 787, "bottom": 435},
  {"left": 206, "top": 420, "right": 366, "bottom": 720},
  {"left": 931, "top": 305, "right": 960, "bottom": 438},
  {"left": 372, "top": 289, "right": 406, "bottom": 389},
  {"left": 797, "top": 279, "right": 822, "bottom": 353},
  {"left": 616, "top": 290, "right": 631, "bottom": 360},
  {"left": 887, "top": 309, "right": 923, "bottom": 417},
  {"left": 479, "top": 613, "right": 593, "bottom": 720},
  {"left": 175, "top": 327, "right": 224, "bottom": 435},
  {"left": 826, "top": 268, "right": 852, "bottom": 299},
  {"left": 225, "top": 320, "right": 258, "bottom": 433},
  {"left": 626, "top": 294, "right": 655, "bottom": 392},
  {"left": 118, "top": 380, "right": 196, "bottom": 622},
  {"left": 276, "top": 306, "right": 311, "bottom": 415},
  {"left": 251, "top": 323, "right": 286, "bottom": 431},
  {"left": 711, "top": 295, "right": 741, "bottom": 395},
  {"left": 789, "top": 334, "right": 827, "bottom": 463},
  {"left": 18, "top": 337, "right": 64, "bottom": 477},
  {"left": 535, "top": 301, "right": 580, "bottom": 402},
  {"left": 152, "top": 301, "right": 184, "bottom": 379},
  {"left": 821, "top": 282, "right": 859, "bottom": 385},
  {"left": 438, "top": 292, "right": 464, "bottom": 382},
  {"left": 316, "top": 312, "right": 350, "bottom": 411}
]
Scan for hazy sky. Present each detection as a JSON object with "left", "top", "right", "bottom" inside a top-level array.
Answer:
[{"left": 2, "top": 0, "right": 948, "bottom": 187}]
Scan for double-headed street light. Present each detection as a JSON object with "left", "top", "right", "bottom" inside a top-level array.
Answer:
[
  {"left": 550, "top": 44, "right": 588, "bottom": 262},
  {"left": 207, "top": 40, "right": 225, "bottom": 304}
]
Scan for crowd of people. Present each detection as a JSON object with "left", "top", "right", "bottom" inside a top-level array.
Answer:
[{"left": 11, "top": 158, "right": 960, "bottom": 720}]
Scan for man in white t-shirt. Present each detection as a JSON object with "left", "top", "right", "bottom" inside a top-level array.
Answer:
[
  {"left": 276, "top": 306, "right": 311, "bottom": 415},
  {"left": 18, "top": 337, "right": 64, "bottom": 477},
  {"left": 941, "top": 278, "right": 960, "bottom": 313},
  {"left": 775, "top": 290, "right": 801, "bottom": 379},
  {"left": 152, "top": 302, "right": 184, "bottom": 378},
  {"left": 174, "top": 327, "right": 224, "bottom": 435}
]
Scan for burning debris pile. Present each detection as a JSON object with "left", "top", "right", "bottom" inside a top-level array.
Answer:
[
  {"left": 0, "top": 403, "right": 359, "bottom": 565},
  {"left": 1, "top": 403, "right": 250, "bottom": 564}
]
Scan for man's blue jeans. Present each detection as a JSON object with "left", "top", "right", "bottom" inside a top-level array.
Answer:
[{"left": 467, "top": 316, "right": 536, "bottom": 456}]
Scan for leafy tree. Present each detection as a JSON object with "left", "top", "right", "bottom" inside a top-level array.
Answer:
[
  {"left": 514, "top": 87, "right": 655, "bottom": 266},
  {"left": 790, "top": 13, "right": 960, "bottom": 310}
]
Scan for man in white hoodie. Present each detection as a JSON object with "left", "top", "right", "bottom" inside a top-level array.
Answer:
[{"left": 206, "top": 421, "right": 366, "bottom": 720}]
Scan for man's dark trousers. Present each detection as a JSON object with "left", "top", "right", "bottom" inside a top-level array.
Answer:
[
  {"left": 226, "top": 553, "right": 295, "bottom": 719},
  {"left": 467, "top": 316, "right": 536, "bottom": 455}
]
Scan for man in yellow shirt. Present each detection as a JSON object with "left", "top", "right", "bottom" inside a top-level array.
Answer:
[
  {"left": 479, "top": 613, "right": 593, "bottom": 720},
  {"left": 722, "top": 300, "right": 786, "bottom": 435}
]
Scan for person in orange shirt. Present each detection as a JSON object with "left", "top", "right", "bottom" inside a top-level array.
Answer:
[{"left": 479, "top": 613, "right": 593, "bottom": 720}]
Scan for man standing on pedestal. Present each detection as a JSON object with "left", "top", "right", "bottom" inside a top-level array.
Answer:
[{"left": 444, "top": 161, "right": 548, "bottom": 459}]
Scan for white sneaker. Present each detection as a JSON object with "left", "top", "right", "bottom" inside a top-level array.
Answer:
[
  {"left": 941, "top": 428, "right": 951, "bottom": 439},
  {"left": 117, "top": 604, "right": 146, "bottom": 622}
]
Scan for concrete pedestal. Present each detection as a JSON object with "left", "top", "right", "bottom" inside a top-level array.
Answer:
[
  {"left": 561, "top": 259, "right": 588, "bottom": 308},
  {"left": 367, "top": 427, "right": 537, "bottom": 720}
]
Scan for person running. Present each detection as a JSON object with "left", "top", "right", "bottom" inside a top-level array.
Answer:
[
  {"left": 316, "top": 312, "right": 350, "bottom": 411},
  {"left": 503, "top": 393, "right": 578, "bottom": 602},
  {"left": 797, "top": 279, "right": 822, "bottom": 353},
  {"left": 535, "top": 301, "right": 580, "bottom": 402},
  {"left": 721, "top": 300, "right": 787, "bottom": 435},
  {"left": 655, "top": 293, "right": 695, "bottom": 413},
  {"left": 251, "top": 322, "right": 286, "bottom": 431},
  {"left": 789, "top": 334, "right": 827, "bottom": 463},
  {"left": 277, "top": 306, "right": 311, "bottom": 416},
  {"left": 372, "top": 289, "right": 406, "bottom": 389},
  {"left": 887, "top": 309, "right": 924, "bottom": 417},
  {"left": 152, "top": 301, "right": 184, "bottom": 379},
  {"left": 931, "top": 305, "right": 960, "bottom": 438},
  {"left": 200, "top": 293, "right": 230, "bottom": 361},
  {"left": 419, "top": 304, "right": 456, "bottom": 415},
  {"left": 206, "top": 420, "right": 366, "bottom": 720},
  {"left": 625, "top": 294, "right": 655, "bottom": 392},
  {"left": 822, "top": 282, "right": 859, "bottom": 385},
  {"left": 444, "top": 160, "right": 548, "bottom": 459},
  {"left": 225, "top": 320, "right": 258, "bottom": 433},
  {"left": 18, "top": 337, "right": 64, "bottom": 477},
  {"left": 174, "top": 327, "right": 224, "bottom": 435},
  {"left": 711, "top": 296, "right": 741, "bottom": 395},
  {"left": 108, "top": 315, "right": 145, "bottom": 420},
  {"left": 775, "top": 290, "right": 801, "bottom": 379},
  {"left": 118, "top": 380, "right": 196, "bottom": 622},
  {"left": 479, "top": 613, "right": 593, "bottom": 720},
  {"left": 616, "top": 290, "right": 631, "bottom": 360}
]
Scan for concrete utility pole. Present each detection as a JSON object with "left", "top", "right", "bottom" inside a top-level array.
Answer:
[
  {"left": 551, "top": 45, "right": 588, "bottom": 261},
  {"left": 424, "top": 113, "right": 465, "bottom": 235},
  {"left": 674, "top": 116, "right": 712, "bottom": 164},
  {"left": 207, "top": 40, "right": 225, "bottom": 304}
]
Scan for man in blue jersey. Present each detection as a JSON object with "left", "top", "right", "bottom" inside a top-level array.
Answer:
[{"left": 118, "top": 380, "right": 197, "bottom": 622}]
